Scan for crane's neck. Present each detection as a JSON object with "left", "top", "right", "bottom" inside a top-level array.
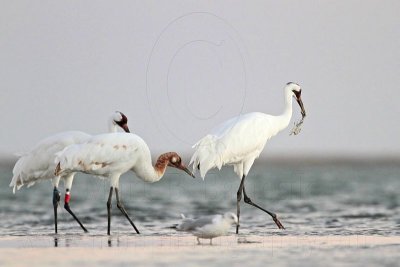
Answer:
[
  {"left": 134, "top": 152, "right": 174, "bottom": 183},
  {"left": 276, "top": 90, "right": 294, "bottom": 131},
  {"left": 108, "top": 119, "right": 118, "bottom": 132}
]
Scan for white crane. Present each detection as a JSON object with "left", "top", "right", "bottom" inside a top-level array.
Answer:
[
  {"left": 10, "top": 111, "right": 130, "bottom": 233},
  {"left": 190, "top": 82, "right": 306, "bottom": 233},
  {"left": 54, "top": 132, "right": 195, "bottom": 235}
]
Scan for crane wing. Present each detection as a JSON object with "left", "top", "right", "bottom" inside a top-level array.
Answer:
[
  {"left": 55, "top": 133, "right": 143, "bottom": 177},
  {"left": 191, "top": 112, "right": 277, "bottom": 179}
]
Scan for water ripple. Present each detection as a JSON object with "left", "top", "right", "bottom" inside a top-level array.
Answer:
[{"left": 1, "top": 163, "right": 399, "bottom": 237}]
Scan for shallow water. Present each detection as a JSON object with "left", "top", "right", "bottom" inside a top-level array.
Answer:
[
  {"left": 1, "top": 161, "right": 399, "bottom": 237},
  {"left": 0, "top": 161, "right": 399, "bottom": 266}
]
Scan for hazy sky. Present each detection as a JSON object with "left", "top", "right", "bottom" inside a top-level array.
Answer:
[{"left": 1, "top": 1, "right": 399, "bottom": 159}]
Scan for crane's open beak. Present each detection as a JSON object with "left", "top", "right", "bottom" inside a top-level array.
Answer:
[
  {"left": 296, "top": 96, "right": 306, "bottom": 118},
  {"left": 122, "top": 124, "right": 130, "bottom": 133},
  {"left": 177, "top": 164, "right": 196, "bottom": 178}
]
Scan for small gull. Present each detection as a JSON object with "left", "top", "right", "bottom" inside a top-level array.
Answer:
[{"left": 177, "top": 212, "right": 238, "bottom": 245}]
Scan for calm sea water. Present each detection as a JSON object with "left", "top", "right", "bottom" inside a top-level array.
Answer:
[
  {"left": 1, "top": 160, "right": 399, "bottom": 238},
  {"left": 1, "top": 160, "right": 399, "bottom": 266}
]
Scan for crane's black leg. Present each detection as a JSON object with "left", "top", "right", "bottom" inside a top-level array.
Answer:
[
  {"left": 242, "top": 180, "right": 285, "bottom": 229},
  {"left": 236, "top": 176, "right": 246, "bottom": 234},
  {"left": 107, "top": 187, "right": 113, "bottom": 235},
  {"left": 115, "top": 188, "right": 140, "bottom": 234},
  {"left": 53, "top": 187, "right": 60, "bottom": 234},
  {"left": 63, "top": 189, "right": 88, "bottom": 232}
]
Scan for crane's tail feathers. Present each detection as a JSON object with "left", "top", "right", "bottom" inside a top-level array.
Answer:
[
  {"left": 10, "top": 156, "right": 28, "bottom": 193},
  {"left": 9, "top": 175, "right": 23, "bottom": 194},
  {"left": 9, "top": 170, "right": 38, "bottom": 194},
  {"left": 190, "top": 135, "right": 224, "bottom": 180}
]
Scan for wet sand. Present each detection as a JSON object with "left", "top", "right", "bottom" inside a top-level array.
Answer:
[{"left": 0, "top": 235, "right": 399, "bottom": 267}]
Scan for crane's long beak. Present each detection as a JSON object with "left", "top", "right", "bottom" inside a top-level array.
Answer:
[
  {"left": 178, "top": 164, "right": 195, "bottom": 178},
  {"left": 296, "top": 96, "right": 306, "bottom": 118},
  {"left": 122, "top": 124, "right": 130, "bottom": 133}
]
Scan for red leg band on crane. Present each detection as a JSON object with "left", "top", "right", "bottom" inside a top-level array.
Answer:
[{"left": 65, "top": 193, "right": 71, "bottom": 204}]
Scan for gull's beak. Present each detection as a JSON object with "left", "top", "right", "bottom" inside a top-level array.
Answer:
[
  {"left": 178, "top": 164, "right": 195, "bottom": 178},
  {"left": 122, "top": 124, "right": 130, "bottom": 133},
  {"left": 296, "top": 96, "right": 306, "bottom": 118}
]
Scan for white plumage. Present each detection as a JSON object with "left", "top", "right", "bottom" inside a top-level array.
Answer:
[
  {"left": 190, "top": 82, "right": 306, "bottom": 232},
  {"left": 10, "top": 111, "right": 129, "bottom": 192},
  {"left": 56, "top": 133, "right": 152, "bottom": 183},
  {"left": 191, "top": 112, "right": 288, "bottom": 179},
  {"left": 9, "top": 111, "right": 130, "bottom": 233},
  {"left": 54, "top": 132, "right": 195, "bottom": 235},
  {"left": 10, "top": 131, "right": 90, "bottom": 192},
  {"left": 177, "top": 212, "right": 238, "bottom": 245}
]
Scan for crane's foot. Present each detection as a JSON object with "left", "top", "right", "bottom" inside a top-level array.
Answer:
[{"left": 273, "top": 215, "right": 285, "bottom": 230}]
